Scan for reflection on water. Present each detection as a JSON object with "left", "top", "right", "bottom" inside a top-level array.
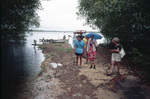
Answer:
[{"left": 1, "top": 34, "right": 45, "bottom": 98}]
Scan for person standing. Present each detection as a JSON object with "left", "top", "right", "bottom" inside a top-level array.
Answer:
[
  {"left": 83, "top": 35, "right": 87, "bottom": 58},
  {"left": 107, "top": 37, "right": 122, "bottom": 76},
  {"left": 85, "top": 36, "right": 89, "bottom": 64},
  {"left": 74, "top": 35, "right": 85, "bottom": 67},
  {"left": 87, "top": 35, "right": 97, "bottom": 69}
]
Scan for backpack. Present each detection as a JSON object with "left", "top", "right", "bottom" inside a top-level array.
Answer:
[{"left": 119, "top": 45, "right": 126, "bottom": 58}]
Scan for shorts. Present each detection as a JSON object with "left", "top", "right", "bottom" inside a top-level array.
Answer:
[
  {"left": 76, "top": 53, "right": 83, "bottom": 56},
  {"left": 111, "top": 53, "right": 121, "bottom": 62}
]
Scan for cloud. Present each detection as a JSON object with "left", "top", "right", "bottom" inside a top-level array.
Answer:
[{"left": 37, "top": 0, "right": 98, "bottom": 31}]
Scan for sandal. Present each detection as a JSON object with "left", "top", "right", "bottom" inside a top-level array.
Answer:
[
  {"left": 106, "top": 73, "right": 113, "bottom": 76},
  {"left": 78, "top": 66, "right": 82, "bottom": 69},
  {"left": 94, "top": 65, "right": 96, "bottom": 69}
]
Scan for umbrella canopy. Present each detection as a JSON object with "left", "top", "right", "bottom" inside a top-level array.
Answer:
[{"left": 86, "top": 33, "right": 102, "bottom": 39}]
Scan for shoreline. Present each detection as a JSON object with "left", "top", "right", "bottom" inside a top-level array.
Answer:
[{"left": 17, "top": 43, "right": 150, "bottom": 99}]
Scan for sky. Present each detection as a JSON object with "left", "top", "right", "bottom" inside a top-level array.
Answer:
[{"left": 36, "top": 0, "right": 98, "bottom": 31}]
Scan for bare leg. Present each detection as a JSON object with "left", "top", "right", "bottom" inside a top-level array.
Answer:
[
  {"left": 90, "top": 60, "right": 92, "bottom": 65},
  {"left": 116, "top": 62, "right": 120, "bottom": 74},
  {"left": 86, "top": 55, "right": 88, "bottom": 63},
  {"left": 83, "top": 48, "right": 86, "bottom": 57},
  {"left": 90, "top": 59, "right": 92, "bottom": 68},
  {"left": 93, "top": 59, "right": 96, "bottom": 65},
  {"left": 84, "top": 50, "right": 86, "bottom": 57},
  {"left": 109, "top": 61, "right": 115, "bottom": 74},
  {"left": 80, "top": 55, "right": 82, "bottom": 66},
  {"left": 76, "top": 56, "right": 79, "bottom": 66}
]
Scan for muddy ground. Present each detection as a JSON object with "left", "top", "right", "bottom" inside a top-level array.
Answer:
[{"left": 17, "top": 43, "right": 150, "bottom": 99}]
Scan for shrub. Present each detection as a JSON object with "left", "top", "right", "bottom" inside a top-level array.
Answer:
[
  {"left": 129, "top": 48, "right": 150, "bottom": 73},
  {"left": 98, "top": 43, "right": 109, "bottom": 48},
  {"left": 128, "top": 48, "right": 144, "bottom": 64}
]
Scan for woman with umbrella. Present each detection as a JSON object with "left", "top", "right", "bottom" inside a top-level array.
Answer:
[
  {"left": 86, "top": 33, "right": 102, "bottom": 69},
  {"left": 87, "top": 35, "right": 97, "bottom": 69}
]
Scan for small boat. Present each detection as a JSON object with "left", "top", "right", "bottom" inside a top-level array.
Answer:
[
  {"left": 72, "top": 30, "right": 86, "bottom": 48},
  {"left": 39, "top": 39, "right": 69, "bottom": 44},
  {"left": 53, "top": 39, "right": 69, "bottom": 43}
]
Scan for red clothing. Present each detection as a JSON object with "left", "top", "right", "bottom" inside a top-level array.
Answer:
[{"left": 88, "top": 47, "right": 96, "bottom": 60}]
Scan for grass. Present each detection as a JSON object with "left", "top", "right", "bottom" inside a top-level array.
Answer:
[
  {"left": 49, "top": 52, "right": 55, "bottom": 56},
  {"left": 38, "top": 43, "right": 73, "bottom": 58},
  {"left": 45, "top": 52, "right": 56, "bottom": 59},
  {"left": 55, "top": 43, "right": 61, "bottom": 46},
  {"left": 45, "top": 54, "right": 50, "bottom": 59},
  {"left": 57, "top": 47, "right": 73, "bottom": 53},
  {"left": 38, "top": 44, "right": 47, "bottom": 50}
]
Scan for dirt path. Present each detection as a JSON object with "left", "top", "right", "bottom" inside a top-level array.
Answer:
[{"left": 18, "top": 43, "right": 150, "bottom": 99}]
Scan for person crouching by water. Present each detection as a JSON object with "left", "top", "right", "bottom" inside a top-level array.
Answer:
[
  {"left": 87, "top": 35, "right": 97, "bottom": 69},
  {"left": 74, "top": 35, "right": 85, "bottom": 67},
  {"left": 107, "top": 37, "right": 121, "bottom": 76},
  {"left": 63, "top": 35, "right": 66, "bottom": 40}
]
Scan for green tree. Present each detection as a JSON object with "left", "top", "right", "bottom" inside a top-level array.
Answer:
[
  {"left": 77, "top": 0, "right": 150, "bottom": 72},
  {"left": 1, "top": 0, "right": 42, "bottom": 43}
]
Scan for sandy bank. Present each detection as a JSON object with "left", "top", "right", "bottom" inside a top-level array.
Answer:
[{"left": 17, "top": 43, "right": 150, "bottom": 99}]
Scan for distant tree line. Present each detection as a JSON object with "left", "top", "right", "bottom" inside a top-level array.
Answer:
[
  {"left": 1, "top": 0, "right": 42, "bottom": 43},
  {"left": 77, "top": 0, "right": 150, "bottom": 74}
]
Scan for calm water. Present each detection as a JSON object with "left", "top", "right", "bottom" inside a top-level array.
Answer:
[
  {"left": 28, "top": 31, "right": 104, "bottom": 46},
  {"left": 1, "top": 32, "right": 104, "bottom": 98}
]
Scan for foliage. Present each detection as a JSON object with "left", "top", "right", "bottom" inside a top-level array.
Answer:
[
  {"left": 77, "top": 0, "right": 150, "bottom": 49},
  {"left": 128, "top": 48, "right": 143, "bottom": 64},
  {"left": 129, "top": 48, "right": 150, "bottom": 71},
  {"left": 1, "top": 0, "right": 42, "bottom": 43},
  {"left": 98, "top": 43, "right": 108, "bottom": 48},
  {"left": 77, "top": 0, "right": 150, "bottom": 73}
]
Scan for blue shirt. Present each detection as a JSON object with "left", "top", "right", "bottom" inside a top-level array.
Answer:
[{"left": 75, "top": 40, "right": 85, "bottom": 54}]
